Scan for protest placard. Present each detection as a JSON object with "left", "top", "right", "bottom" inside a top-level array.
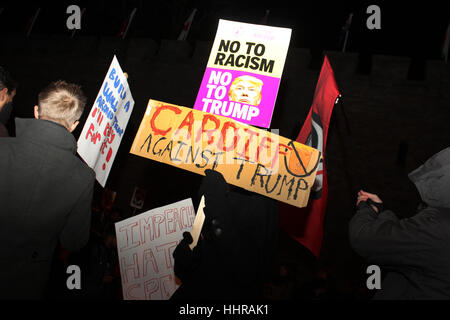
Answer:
[
  {"left": 78, "top": 55, "right": 135, "bottom": 187},
  {"left": 189, "top": 195, "right": 205, "bottom": 250},
  {"left": 193, "top": 19, "right": 291, "bottom": 128},
  {"left": 130, "top": 99, "right": 321, "bottom": 208},
  {"left": 115, "top": 198, "right": 195, "bottom": 300}
]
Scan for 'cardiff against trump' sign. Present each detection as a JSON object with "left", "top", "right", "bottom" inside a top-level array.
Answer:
[{"left": 130, "top": 99, "right": 320, "bottom": 208}]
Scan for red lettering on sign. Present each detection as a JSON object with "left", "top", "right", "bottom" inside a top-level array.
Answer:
[
  {"left": 86, "top": 123, "right": 101, "bottom": 144},
  {"left": 175, "top": 110, "right": 194, "bottom": 139},
  {"left": 236, "top": 128, "right": 259, "bottom": 161},
  {"left": 258, "top": 136, "right": 272, "bottom": 162},
  {"left": 150, "top": 105, "right": 182, "bottom": 136},
  {"left": 196, "top": 114, "right": 220, "bottom": 144},
  {"left": 218, "top": 121, "right": 240, "bottom": 152}
]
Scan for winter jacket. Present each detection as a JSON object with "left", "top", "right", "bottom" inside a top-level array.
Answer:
[
  {"left": 0, "top": 118, "right": 95, "bottom": 299},
  {"left": 171, "top": 169, "right": 279, "bottom": 300},
  {"left": 349, "top": 147, "right": 450, "bottom": 299}
]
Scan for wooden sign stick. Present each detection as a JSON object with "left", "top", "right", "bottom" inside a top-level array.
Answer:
[{"left": 189, "top": 195, "right": 206, "bottom": 250}]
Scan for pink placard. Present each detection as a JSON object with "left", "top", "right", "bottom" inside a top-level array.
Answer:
[{"left": 194, "top": 68, "right": 280, "bottom": 128}]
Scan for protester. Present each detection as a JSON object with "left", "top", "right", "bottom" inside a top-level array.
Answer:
[
  {"left": 171, "top": 169, "right": 279, "bottom": 300},
  {"left": 0, "top": 66, "right": 17, "bottom": 137},
  {"left": 0, "top": 80, "right": 95, "bottom": 299},
  {"left": 84, "top": 226, "right": 121, "bottom": 300},
  {"left": 349, "top": 147, "right": 450, "bottom": 299}
]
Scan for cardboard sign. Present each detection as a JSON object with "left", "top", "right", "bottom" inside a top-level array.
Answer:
[
  {"left": 193, "top": 19, "right": 291, "bottom": 128},
  {"left": 130, "top": 99, "right": 321, "bottom": 208},
  {"left": 189, "top": 196, "right": 205, "bottom": 250},
  {"left": 115, "top": 198, "right": 195, "bottom": 300},
  {"left": 78, "top": 55, "right": 135, "bottom": 187}
]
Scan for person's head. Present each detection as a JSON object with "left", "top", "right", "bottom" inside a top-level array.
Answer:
[
  {"left": 0, "top": 66, "right": 17, "bottom": 112},
  {"left": 228, "top": 75, "right": 263, "bottom": 106},
  {"left": 35, "top": 80, "right": 87, "bottom": 132}
]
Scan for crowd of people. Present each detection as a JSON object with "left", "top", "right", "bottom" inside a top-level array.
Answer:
[{"left": 1, "top": 64, "right": 450, "bottom": 300}]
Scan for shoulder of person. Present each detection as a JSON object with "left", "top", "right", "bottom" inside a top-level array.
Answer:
[{"left": 405, "top": 206, "right": 450, "bottom": 234}]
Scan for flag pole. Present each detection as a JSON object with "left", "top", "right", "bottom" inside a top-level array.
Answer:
[
  {"left": 260, "top": 9, "right": 270, "bottom": 25},
  {"left": 342, "top": 31, "right": 349, "bottom": 53},
  {"left": 442, "top": 20, "right": 450, "bottom": 64},
  {"left": 341, "top": 13, "right": 353, "bottom": 53},
  {"left": 336, "top": 95, "right": 366, "bottom": 191},
  {"left": 122, "top": 8, "right": 137, "bottom": 40},
  {"left": 177, "top": 8, "right": 197, "bottom": 41},
  {"left": 26, "top": 8, "right": 41, "bottom": 38}
]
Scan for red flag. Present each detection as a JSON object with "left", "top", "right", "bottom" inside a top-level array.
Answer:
[{"left": 278, "top": 55, "right": 340, "bottom": 258}]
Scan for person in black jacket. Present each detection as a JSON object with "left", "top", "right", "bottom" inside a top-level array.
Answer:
[
  {"left": 171, "top": 169, "right": 279, "bottom": 300},
  {"left": 0, "top": 80, "right": 95, "bottom": 299},
  {"left": 349, "top": 147, "right": 450, "bottom": 299},
  {"left": 0, "top": 66, "right": 17, "bottom": 137}
]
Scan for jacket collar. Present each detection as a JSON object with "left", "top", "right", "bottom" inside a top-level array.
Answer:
[{"left": 15, "top": 118, "right": 77, "bottom": 154}]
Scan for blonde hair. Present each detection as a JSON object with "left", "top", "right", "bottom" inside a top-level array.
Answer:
[
  {"left": 37, "top": 80, "right": 86, "bottom": 129},
  {"left": 228, "top": 75, "right": 263, "bottom": 106}
]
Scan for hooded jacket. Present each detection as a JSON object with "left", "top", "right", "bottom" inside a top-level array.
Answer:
[
  {"left": 171, "top": 169, "right": 279, "bottom": 300},
  {"left": 349, "top": 147, "right": 450, "bottom": 299},
  {"left": 0, "top": 118, "right": 95, "bottom": 299}
]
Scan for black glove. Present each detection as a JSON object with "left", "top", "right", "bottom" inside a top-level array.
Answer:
[
  {"left": 366, "top": 198, "right": 384, "bottom": 213},
  {"left": 173, "top": 232, "right": 194, "bottom": 281},
  {"left": 199, "top": 170, "right": 230, "bottom": 242},
  {"left": 356, "top": 197, "right": 384, "bottom": 213}
]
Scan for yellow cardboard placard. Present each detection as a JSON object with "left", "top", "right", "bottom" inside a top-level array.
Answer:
[{"left": 130, "top": 99, "right": 321, "bottom": 208}]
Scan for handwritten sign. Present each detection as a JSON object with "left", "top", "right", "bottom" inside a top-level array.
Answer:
[
  {"left": 77, "top": 55, "right": 135, "bottom": 187},
  {"left": 115, "top": 198, "right": 195, "bottom": 300},
  {"left": 193, "top": 19, "right": 291, "bottom": 128},
  {"left": 130, "top": 100, "right": 321, "bottom": 208}
]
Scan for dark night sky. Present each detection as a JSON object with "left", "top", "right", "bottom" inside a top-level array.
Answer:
[{"left": 1, "top": 1, "right": 448, "bottom": 59}]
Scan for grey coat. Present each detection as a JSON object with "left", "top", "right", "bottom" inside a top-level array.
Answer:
[
  {"left": 349, "top": 147, "right": 450, "bottom": 299},
  {"left": 0, "top": 118, "right": 95, "bottom": 299}
]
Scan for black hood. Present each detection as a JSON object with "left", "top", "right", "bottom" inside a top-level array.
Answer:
[{"left": 408, "top": 147, "right": 450, "bottom": 208}]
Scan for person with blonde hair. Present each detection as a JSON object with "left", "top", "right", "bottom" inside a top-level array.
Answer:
[
  {"left": 0, "top": 80, "right": 95, "bottom": 299},
  {"left": 228, "top": 75, "right": 263, "bottom": 106}
]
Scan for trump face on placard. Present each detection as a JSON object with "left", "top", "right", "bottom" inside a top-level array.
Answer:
[{"left": 228, "top": 75, "right": 263, "bottom": 106}]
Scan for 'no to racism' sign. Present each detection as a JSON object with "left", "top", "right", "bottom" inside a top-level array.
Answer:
[{"left": 193, "top": 19, "right": 291, "bottom": 128}]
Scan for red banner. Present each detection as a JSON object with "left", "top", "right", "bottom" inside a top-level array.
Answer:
[{"left": 279, "top": 55, "right": 340, "bottom": 258}]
